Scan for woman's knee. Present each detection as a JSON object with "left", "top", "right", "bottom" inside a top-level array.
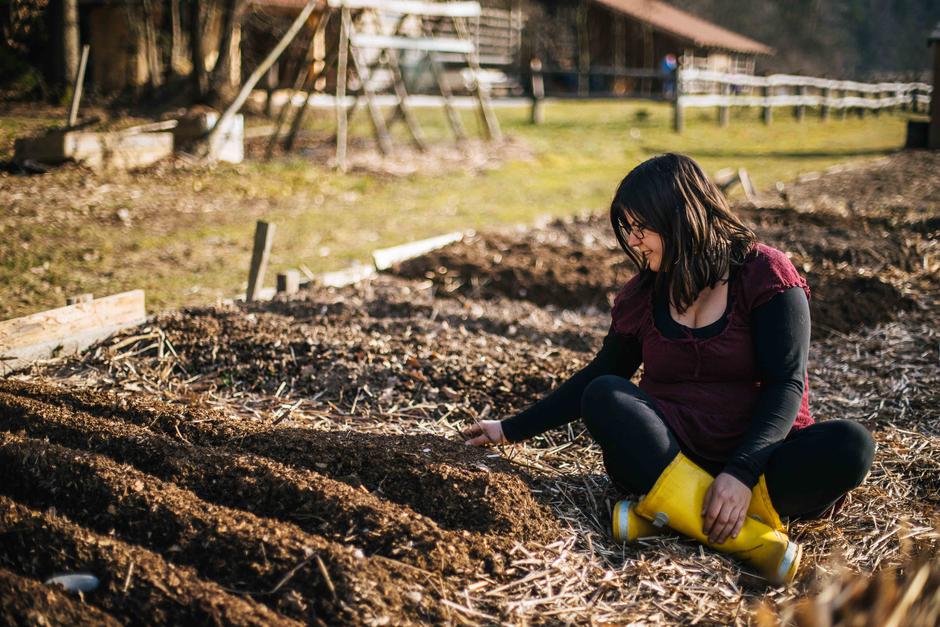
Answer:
[
  {"left": 581, "top": 374, "right": 642, "bottom": 432},
  {"left": 827, "top": 420, "right": 876, "bottom": 489},
  {"left": 580, "top": 375, "right": 635, "bottom": 427}
]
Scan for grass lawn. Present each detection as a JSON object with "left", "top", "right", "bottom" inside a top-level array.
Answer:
[{"left": 0, "top": 99, "right": 910, "bottom": 319}]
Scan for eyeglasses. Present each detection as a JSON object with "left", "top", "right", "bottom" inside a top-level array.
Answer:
[{"left": 621, "top": 216, "right": 649, "bottom": 240}]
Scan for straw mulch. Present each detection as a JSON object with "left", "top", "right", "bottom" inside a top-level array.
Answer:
[{"left": 22, "top": 283, "right": 937, "bottom": 624}]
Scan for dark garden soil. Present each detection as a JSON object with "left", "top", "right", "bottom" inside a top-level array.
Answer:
[
  {"left": 0, "top": 567, "right": 123, "bottom": 627},
  {"left": 4, "top": 150, "right": 939, "bottom": 625}
]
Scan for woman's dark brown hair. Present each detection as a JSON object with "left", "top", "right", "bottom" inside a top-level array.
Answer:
[{"left": 610, "top": 153, "right": 757, "bottom": 314}]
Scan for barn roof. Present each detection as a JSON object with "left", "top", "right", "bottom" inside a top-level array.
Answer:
[{"left": 592, "top": 0, "right": 774, "bottom": 56}]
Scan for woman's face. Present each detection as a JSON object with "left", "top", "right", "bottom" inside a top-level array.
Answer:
[{"left": 625, "top": 212, "right": 664, "bottom": 272}]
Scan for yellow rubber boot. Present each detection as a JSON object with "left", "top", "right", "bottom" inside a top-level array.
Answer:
[
  {"left": 748, "top": 474, "right": 785, "bottom": 531},
  {"left": 635, "top": 453, "right": 801, "bottom": 585},
  {"left": 611, "top": 499, "right": 663, "bottom": 543},
  {"left": 613, "top": 474, "right": 785, "bottom": 543}
]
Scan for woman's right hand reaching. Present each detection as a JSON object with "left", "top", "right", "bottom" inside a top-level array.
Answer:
[{"left": 462, "top": 420, "right": 507, "bottom": 446}]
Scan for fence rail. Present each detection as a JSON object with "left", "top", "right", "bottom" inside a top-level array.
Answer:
[{"left": 674, "top": 68, "right": 933, "bottom": 131}]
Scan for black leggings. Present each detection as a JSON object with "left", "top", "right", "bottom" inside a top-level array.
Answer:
[{"left": 581, "top": 375, "right": 876, "bottom": 519}]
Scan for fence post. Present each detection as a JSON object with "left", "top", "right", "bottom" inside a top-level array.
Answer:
[
  {"left": 761, "top": 83, "right": 772, "bottom": 125},
  {"left": 840, "top": 89, "right": 848, "bottom": 120},
  {"left": 873, "top": 89, "right": 881, "bottom": 116},
  {"left": 530, "top": 57, "right": 544, "bottom": 125},
  {"left": 718, "top": 81, "right": 730, "bottom": 127},
  {"left": 794, "top": 84, "right": 805, "bottom": 122},
  {"left": 821, "top": 86, "right": 830, "bottom": 120},
  {"left": 673, "top": 68, "right": 684, "bottom": 133}
]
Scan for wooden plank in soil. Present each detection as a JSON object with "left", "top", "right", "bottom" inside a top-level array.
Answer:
[
  {"left": 246, "top": 221, "right": 276, "bottom": 302},
  {"left": 372, "top": 232, "right": 464, "bottom": 270},
  {"left": 0, "top": 290, "right": 146, "bottom": 374}
]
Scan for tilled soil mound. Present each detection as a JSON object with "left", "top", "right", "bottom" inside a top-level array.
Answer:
[
  {"left": 769, "top": 150, "right": 940, "bottom": 224},
  {"left": 146, "top": 291, "right": 592, "bottom": 419},
  {"left": 0, "top": 379, "right": 562, "bottom": 625},
  {"left": 394, "top": 216, "right": 631, "bottom": 310}
]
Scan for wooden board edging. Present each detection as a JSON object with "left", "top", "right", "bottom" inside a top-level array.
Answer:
[
  {"left": 372, "top": 231, "right": 464, "bottom": 271},
  {"left": 0, "top": 290, "right": 146, "bottom": 374}
]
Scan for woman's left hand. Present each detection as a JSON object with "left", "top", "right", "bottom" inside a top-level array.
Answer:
[{"left": 702, "top": 472, "right": 751, "bottom": 544}]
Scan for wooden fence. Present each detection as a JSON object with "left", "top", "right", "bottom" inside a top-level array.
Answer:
[{"left": 674, "top": 68, "right": 933, "bottom": 132}]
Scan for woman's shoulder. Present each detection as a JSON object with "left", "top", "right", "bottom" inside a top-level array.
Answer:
[
  {"left": 611, "top": 272, "right": 653, "bottom": 334},
  {"left": 738, "top": 242, "right": 811, "bottom": 310}
]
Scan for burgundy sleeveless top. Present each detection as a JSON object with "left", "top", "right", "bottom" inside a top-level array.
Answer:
[{"left": 610, "top": 243, "right": 814, "bottom": 462}]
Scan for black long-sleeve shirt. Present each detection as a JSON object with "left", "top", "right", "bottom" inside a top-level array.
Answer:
[{"left": 501, "top": 286, "right": 810, "bottom": 487}]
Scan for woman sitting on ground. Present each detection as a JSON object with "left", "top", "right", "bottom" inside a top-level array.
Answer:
[{"left": 463, "top": 153, "right": 875, "bottom": 585}]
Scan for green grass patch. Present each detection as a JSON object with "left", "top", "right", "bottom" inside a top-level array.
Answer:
[{"left": 0, "top": 99, "right": 909, "bottom": 319}]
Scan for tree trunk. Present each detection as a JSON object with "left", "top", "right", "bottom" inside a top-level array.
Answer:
[
  {"left": 170, "top": 0, "right": 184, "bottom": 75},
  {"left": 142, "top": 0, "right": 163, "bottom": 88},
  {"left": 62, "top": 0, "right": 80, "bottom": 84},
  {"left": 189, "top": 0, "right": 208, "bottom": 99},
  {"left": 209, "top": 0, "right": 245, "bottom": 104}
]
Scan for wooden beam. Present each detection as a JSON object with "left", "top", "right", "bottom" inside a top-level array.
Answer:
[
  {"left": 762, "top": 84, "right": 772, "bottom": 124},
  {"left": 277, "top": 270, "right": 301, "bottom": 295},
  {"left": 530, "top": 57, "right": 544, "bottom": 125},
  {"left": 246, "top": 221, "right": 276, "bottom": 302},
  {"left": 372, "top": 231, "right": 463, "bottom": 271},
  {"left": 284, "top": 16, "right": 335, "bottom": 153},
  {"left": 267, "top": 29, "right": 320, "bottom": 158},
  {"left": 641, "top": 24, "right": 653, "bottom": 96},
  {"left": 452, "top": 15, "right": 501, "bottom": 140},
  {"left": 15, "top": 130, "right": 173, "bottom": 171},
  {"left": 673, "top": 69, "right": 684, "bottom": 133},
  {"left": 422, "top": 22, "right": 467, "bottom": 141},
  {"left": 67, "top": 44, "right": 90, "bottom": 127},
  {"left": 326, "top": 0, "right": 481, "bottom": 18},
  {"left": 718, "top": 81, "right": 730, "bottom": 127},
  {"left": 316, "top": 262, "right": 376, "bottom": 288},
  {"left": 930, "top": 36, "right": 940, "bottom": 149},
  {"left": 738, "top": 168, "right": 756, "bottom": 202},
  {"left": 0, "top": 290, "right": 146, "bottom": 374},
  {"left": 336, "top": 6, "right": 350, "bottom": 170},
  {"left": 794, "top": 85, "right": 805, "bottom": 121},
  {"left": 577, "top": 0, "right": 589, "bottom": 97},
  {"left": 343, "top": 11, "right": 393, "bottom": 155},
  {"left": 380, "top": 47, "right": 427, "bottom": 151},
  {"left": 351, "top": 34, "right": 474, "bottom": 54}
]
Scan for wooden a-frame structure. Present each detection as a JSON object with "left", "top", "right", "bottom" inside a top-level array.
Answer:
[{"left": 266, "top": 0, "right": 502, "bottom": 170}]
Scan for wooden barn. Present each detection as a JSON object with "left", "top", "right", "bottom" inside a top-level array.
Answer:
[{"left": 507, "top": 0, "right": 774, "bottom": 97}]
